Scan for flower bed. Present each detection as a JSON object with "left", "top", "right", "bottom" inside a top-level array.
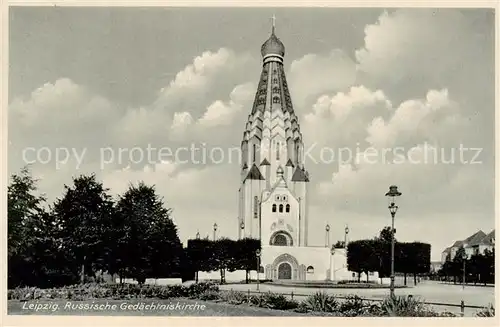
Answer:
[{"left": 7, "top": 283, "right": 493, "bottom": 317}]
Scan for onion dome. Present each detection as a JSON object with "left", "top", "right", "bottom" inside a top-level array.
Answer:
[{"left": 261, "top": 28, "right": 285, "bottom": 57}]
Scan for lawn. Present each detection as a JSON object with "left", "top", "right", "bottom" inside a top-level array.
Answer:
[{"left": 8, "top": 298, "right": 307, "bottom": 316}]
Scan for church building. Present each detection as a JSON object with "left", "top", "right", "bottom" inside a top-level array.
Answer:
[
  {"left": 198, "top": 20, "right": 380, "bottom": 283},
  {"left": 237, "top": 22, "right": 353, "bottom": 281}
]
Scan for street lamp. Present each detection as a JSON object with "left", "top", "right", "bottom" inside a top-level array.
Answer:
[
  {"left": 385, "top": 185, "right": 402, "bottom": 298},
  {"left": 330, "top": 246, "right": 336, "bottom": 281},
  {"left": 256, "top": 249, "right": 261, "bottom": 291},
  {"left": 344, "top": 225, "right": 349, "bottom": 248},
  {"left": 325, "top": 224, "right": 330, "bottom": 247},
  {"left": 213, "top": 223, "right": 218, "bottom": 241},
  {"left": 462, "top": 251, "right": 467, "bottom": 290},
  {"left": 240, "top": 221, "right": 245, "bottom": 239}
]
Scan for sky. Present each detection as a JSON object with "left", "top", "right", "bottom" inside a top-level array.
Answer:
[{"left": 7, "top": 7, "right": 495, "bottom": 261}]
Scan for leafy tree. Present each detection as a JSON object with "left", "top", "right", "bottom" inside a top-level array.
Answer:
[
  {"left": 186, "top": 238, "right": 215, "bottom": 282},
  {"left": 233, "top": 238, "right": 261, "bottom": 283},
  {"left": 212, "top": 238, "right": 236, "bottom": 284},
  {"left": 8, "top": 167, "right": 46, "bottom": 259},
  {"left": 112, "top": 182, "right": 184, "bottom": 284},
  {"left": 347, "top": 240, "right": 379, "bottom": 281},
  {"left": 53, "top": 174, "right": 115, "bottom": 283},
  {"left": 452, "top": 246, "right": 467, "bottom": 284},
  {"left": 8, "top": 167, "right": 77, "bottom": 288},
  {"left": 110, "top": 187, "right": 180, "bottom": 283},
  {"left": 411, "top": 242, "right": 431, "bottom": 284},
  {"left": 378, "top": 226, "right": 396, "bottom": 243},
  {"left": 333, "top": 240, "right": 345, "bottom": 248}
]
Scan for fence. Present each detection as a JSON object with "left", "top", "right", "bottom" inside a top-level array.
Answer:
[{"left": 227, "top": 288, "right": 487, "bottom": 317}]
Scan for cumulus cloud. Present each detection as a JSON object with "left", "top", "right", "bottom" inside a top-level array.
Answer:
[
  {"left": 288, "top": 49, "right": 357, "bottom": 109},
  {"left": 301, "top": 85, "right": 392, "bottom": 152},
  {"left": 197, "top": 82, "right": 254, "bottom": 128},
  {"left": 101, "top": 161, "right": 240, "bottom": 241},
  {"left": 8, "top": 9, "right": 494, "bottom": 260}
]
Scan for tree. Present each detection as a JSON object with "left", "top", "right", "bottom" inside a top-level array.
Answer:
[
  {"left": 212, "top": 238, "right": 236, "bottom": 284},
  {"left": 8, "top": 167, "right": 46, "bottom": 259},
  {"left": 112, "top": 182, "right": 184, "bottom": 284},
  {"left": 53, "top": 174, "right": 115, "bottom": 283},
  {"left": 232, "top": 238, "right": 261, "bottom": 283},
  {"left": 452, "top": 246, "right": 467, "bottom": 284},
  {"left": 411, "top": 242, "right": 431, "bottom": 284},
  {"left": 186, "top": 238, "right": 215, "bottom": 282},
  {"left": 333, "top": 240, "right": 345, "bottom": 248},
  {"left": 378, "top": 226, "right": 396, "bottom": 244},
  {"left": 347, "top": 240, "right": 379, "bottom": 281}
]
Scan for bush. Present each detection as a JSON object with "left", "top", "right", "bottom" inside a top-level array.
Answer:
[
  {"left": 339, "top": 295, "right": 365, "bottom": 315},
  {"left": 300, "top": 292, "right": 338, "bottom": 313},
  {"left": 260, "top": 292, "right": 299, "bottom": 311},
  {"left": 219, "top": 290, "right": 248, "bottom": 305},
  {"left": 380, "top": 295, "right": 432, "bottom": 317},
  {"left": 476, "top": 304, "right": 495, "bottom": 317},
  {"left": 198, "top": 289, "right": 220, "bottom": 301},
  {"left": 337, "top": 280, "right": 377, "bottom": 285},
  {"left": 187, "top": 282, "right": 218, "bottom": 298}
]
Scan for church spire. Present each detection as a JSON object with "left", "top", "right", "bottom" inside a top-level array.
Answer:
[{"left": 241, "top": 23, "right": 307, "bottom": 176}]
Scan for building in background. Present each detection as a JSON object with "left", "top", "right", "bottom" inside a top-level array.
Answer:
[{"left": 441, "top": 230, "right": 495, "bottom": 263}]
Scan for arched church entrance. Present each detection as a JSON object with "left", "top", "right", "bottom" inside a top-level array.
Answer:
[
  {"left": 271, "top": 253, "right": 301, "bottom": 280},
  {"left": 278, "top": 262, "right": 292, "bottom": 279}
]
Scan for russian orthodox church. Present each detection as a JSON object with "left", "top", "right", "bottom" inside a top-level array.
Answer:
[
  {"left": 199, "top": 20, "right": 379, "bottom": 283},
  {"left": 237, "top": 22, "right": 352, "bottom": 281}
]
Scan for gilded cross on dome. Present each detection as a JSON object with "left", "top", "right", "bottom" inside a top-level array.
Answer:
[{"left": 271, "top": 14, "right": 276, "bottom": 33}]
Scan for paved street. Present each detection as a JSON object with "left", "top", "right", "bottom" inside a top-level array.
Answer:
[{"left": 220, "top": 280, "right": 495, "bottom": 316}]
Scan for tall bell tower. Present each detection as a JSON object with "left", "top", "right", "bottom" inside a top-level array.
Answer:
[{"left": 238, "top": 19, "right": 310, "bottom": 246}]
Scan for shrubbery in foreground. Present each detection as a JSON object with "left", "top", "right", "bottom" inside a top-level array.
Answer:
[{"left": 7, "top": 283, "right": 493, "bottom": 317}]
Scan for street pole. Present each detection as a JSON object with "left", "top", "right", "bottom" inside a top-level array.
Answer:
[
  {"left": 462, "top": 259, "right": 466, "bottom": 290},
  {"left": 390, "top": 212, "right": 395, "bottom": 298},
  {"left": 329, "top": 251, "right": 333, "bottom": 280},
  {"left": 385, "top": 185, "right": 401, "bottom": 299},
  {"left": 256, "top": 249, "right": 261, "bottom": 291}
]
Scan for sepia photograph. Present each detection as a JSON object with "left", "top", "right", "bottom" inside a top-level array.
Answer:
[{"left": 4, "top": 3, "right": 497, "bottom": 321}]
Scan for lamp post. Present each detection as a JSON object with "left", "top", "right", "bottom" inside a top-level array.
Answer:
[
  {"left": 194, "top": 231, "right": 200, "bottom": 282},
  {"left": 256, "top": 249, "right": 261, "bottom": 291},
  {"left": 325, "top": 224, "right": 330, "bottom": 248},
  {"left": 330, "top": 246, "right": 336, "bottom": 281},
  {"left": 344, "top": 225, "right": 349, "bottom": 248},
  {"left": 213, "top": 223, "right": 218, "bottom": 241},
  {"left": 385, "top": 185, "right": 402, "bottom": 298},
  {"left": 240, "top": 221, "right": 245, "bottom": 240},
  {"left": 462, "top": 251, "right": 467, "bottom": 290}
]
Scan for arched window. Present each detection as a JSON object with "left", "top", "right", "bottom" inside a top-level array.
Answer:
[
  {"left": 273, "top": 78, "right": 278, "bottom": 83},
  {"left": 273, "top": 96, "right": 280, "bottom": 103},
  {"left": 259, "top": 266, "right": 264, "bottom": 273},
  {"left": 272, "top": 204, "right": 277, "bottom": 213},
  {"left": 306, "top": 266, "right": 314, "bottom": 274},
  {"left": 270, "top": 231, "right": 293, "bottom": 246},
  {"left": 279, "top": 204, "right": 284, "bottom": 213},
  {"left": 276, "top": 142, "right": 280, "bottom": 160},
  {"left": 273, "top": 234, "right": 287, "bottom": 246},
  {"left": 273, "top": 86, "right": 279, "bottom": 93},
  {"left": 285, "top": 204, "right": 290, "bottom": 213}
]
